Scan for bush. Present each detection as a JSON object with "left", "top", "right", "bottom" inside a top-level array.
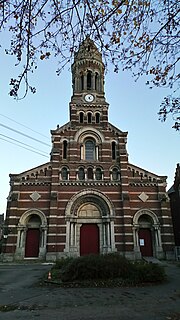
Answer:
[
  {"left": 133, "top": 261, "right": 166, "bottom": 283},
  {"left": 53, "top": 257, "right": 74, "bottom": 270},
  {"left": 61, "top": 254, "right": 132, "bottom": 282},
  {"left": 53, "top": 254, "right": 166, "bottom": 285}
]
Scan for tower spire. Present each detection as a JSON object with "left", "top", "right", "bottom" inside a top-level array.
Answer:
[{"left": 71, "top": 36, "right": 105, "bottom": 102}]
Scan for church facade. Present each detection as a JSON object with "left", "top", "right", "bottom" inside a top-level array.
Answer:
[{"left": 2, "top": 37, "right": 174, "bottom": 262}]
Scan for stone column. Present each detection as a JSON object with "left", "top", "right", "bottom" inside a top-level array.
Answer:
[
  {"left": 110, "top": 220, "right": 116, "bottom": 251},
  {"left": 39, "top": 225, "right": 47, "bottom": 259},
  {"left": 133, "top": 225, "right": 141, "bottom": 258},
  {"left": 93, "top": 168, "right": 96, "bottom": 180},
  {"left": 70, "top": 222, "right": 74, "bottom": 246},
  {"left": 107, "top": 222, "right": 111, "bottom": 250},
  {"left": 96, "top": 146, "right": 99, "bottom": 160},
  {"left": 16, "top": 225, "right": 26, "bottom": 248},
  {"left": 65, "top": 220, "right": 70, "bottom": 252},
  {"left": 15, "top": 225, "right": 26, "bottom": 259},
  {"left": 41, "top": 226, "right": 47, "bottom": 248},
  {"left": 103, "top": 223, "right": 107, "bottom": 251},
  {"left": 85, "top": 169, "right": 87, "bottom": 180},
  {"left": 154, "top": 224, "right": 163, "bottom": 258},
  {"left": 80, "top": 145, "right": 83, "bottom": 160},
  {"left": 84, "top": 72, "right": 87, "bottom": 90}
]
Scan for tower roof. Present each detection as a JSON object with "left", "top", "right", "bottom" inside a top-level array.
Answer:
[
  {"left": 74, "top": 36, "right": 103, "bottom": 63},
  {"left": 71, "top": 36, "right": 106, "bottom": 103}
]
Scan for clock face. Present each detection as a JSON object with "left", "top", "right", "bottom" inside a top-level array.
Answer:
[{"left": 84, "top": 94, "right": 94, "bottom": 102}]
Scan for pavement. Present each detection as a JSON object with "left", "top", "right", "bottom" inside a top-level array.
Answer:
[{"left": 0, "top": 261, "right": 180, "bottom": 319}]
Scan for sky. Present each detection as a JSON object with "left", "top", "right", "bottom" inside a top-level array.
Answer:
[{"left": 0, "top": 46, "right": 179, "bottom": 215}]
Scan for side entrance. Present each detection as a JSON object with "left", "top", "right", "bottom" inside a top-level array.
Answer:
[
  {"left": 139, "top": 228, "right": 153, "bottom": 257},
  {"left": 25, "top": 229, "right": 40, "bottom": 257}
]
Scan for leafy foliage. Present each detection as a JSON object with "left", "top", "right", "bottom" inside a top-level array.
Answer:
[
  {"left": 60, "top": 254, "right": 133, "bottom": 281},
  {"left": 0, "top": 0, "right": 179, "bottom": 128},
  {"left": 158, "top": 96, "right": 180, "bottom": 131},
  {"left": 54, "top": 254, "right": 166, "bottom": 285},
  {"left": 132, "top": 261, "right": 166, "bottom": 283}
]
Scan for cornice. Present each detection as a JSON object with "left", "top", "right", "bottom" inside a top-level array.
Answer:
[
  {"left": 129, "top": 182, "right": 158, "bottom": 187},
  {"left": 59, "top": 181, "right": 121, "bottom": 187}
]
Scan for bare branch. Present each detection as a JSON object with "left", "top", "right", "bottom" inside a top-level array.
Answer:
[{"left": 0, "top": 0, "right": 179, "bottom": 129}]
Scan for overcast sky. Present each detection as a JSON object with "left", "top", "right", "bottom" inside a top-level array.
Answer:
[{"left": 0, "top": 48, "right": 179, "bottom": 215}]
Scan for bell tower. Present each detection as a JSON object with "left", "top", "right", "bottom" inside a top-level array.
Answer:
[{"left": 70, "top": 36, "right": 109, "bottom": 125}]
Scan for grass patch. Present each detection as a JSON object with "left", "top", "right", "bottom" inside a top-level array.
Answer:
[
  {"left": 47, "top": 254, "right": 166, "bottom": 287},
  {"left": 0, "top": 305, "right": 18, "bottom": 312}
]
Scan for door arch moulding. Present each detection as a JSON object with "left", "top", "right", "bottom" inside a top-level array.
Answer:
[
  {"left": 15, "top": 209, "right": 48, "bottom": 260},
  {"left": 64, "top": 189, "right": 116, "bottom": 256},
  {"left": 132, "top": 209, "right": 163, "bottom": 259}
]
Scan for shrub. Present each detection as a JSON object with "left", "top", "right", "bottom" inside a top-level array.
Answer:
[
  {"left": 53, "top": 257, "right": 74, "bottom": 270},
  {"left": 53, "top": 254, "right": 166, "bottom": 285},
  {"left": 61, "top": 254, "right": 135, "bottom": 282},
  {"left": 133, "top": 261, "right": 166, "bottom": 283}
]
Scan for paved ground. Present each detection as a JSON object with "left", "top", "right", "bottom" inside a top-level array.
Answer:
[{"left": 0, "top": 261, "right": 180, "bottom": 320}]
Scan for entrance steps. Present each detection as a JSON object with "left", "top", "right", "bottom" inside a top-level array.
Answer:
[{"left": 143, "top": 257, "right": 163, "bottom": 264}]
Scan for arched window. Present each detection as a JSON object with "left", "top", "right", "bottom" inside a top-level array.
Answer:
[
  {"left": 132, "top": 169, "right": 135, "bottom": 177},
  {"left": 79, "top": 112, "right": 84, "bottom": 123},
  {"left": 61, "top": 167, "right": 68, "bottom": 180},
  {"left": 73, "top": 78, "right": 75, "bottom": 91},
  {"left": 95, "top": 168, "right": 102, "bottom": 180},
  {"left": 87, "top": 167, "right": 93, "bottom": 179},
  {"left": 95, "top": 113, "right": 100, "bottom": 124},
  {"left": 85, "top": 140, "right": 95, "bottom": 160},
  {"left": 87, "top": 71, "right": 92, "bottom": 90},
  {"left": 87, "top": 112, "right": 92, "bottom": 124},
  {"left": 63, "top": 140, "right": 67, "bottom": 159},
  {"left": 95, "top": 72, "right": 99, "bottom": 90},
  {"left": 81, "top": 74, "right": 84, "bottom": 90},
  {"left": 78, "top": 167, "right": 85, "bottom": 180},
  {"left": 112, "top": 141, "right": 116, "bottom": 160},
  {"left": 112, "top": 168, "right": 119, "bottom": 181}
]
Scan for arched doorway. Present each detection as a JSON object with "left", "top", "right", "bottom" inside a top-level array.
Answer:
[
  {"left": 15, "top": 209, "right": 47, "bottom": 260},
  {"left": 25, "top": 215, "right": 41, "bottom": 257},
  {"left": 133, "top": 209, "right": 163, "bottom": 259},
  {"left": 138, "top": 214, "right": 153, "bottom": 257},
  {"left": 64, "top": 189, "right": 115, "bottom": 257},
  {"left": 78, "top": 203, "right": 100, "bottom": 256}
]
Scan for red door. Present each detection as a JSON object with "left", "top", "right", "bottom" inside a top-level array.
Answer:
[
  {"left": 139, "top": 228, "right": 153, "bottom": 257},
  {"left": 80, "top": 224, "right": 99, "bottom": 256},
  {"left": 25, "top": 229, "right": 40, "bottom": 257}
]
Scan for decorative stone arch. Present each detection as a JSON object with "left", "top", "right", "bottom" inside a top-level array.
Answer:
[
  {"left": 15, "top": 209, "right": 48, "bottom": 260},
  {"left": 75, "top": 127, "right": 104, "bottom": 161},
  {"left": 132, "top": 209, "right": 163, "bottom": 259},
  {"left": 95, "top": 111, "right": 100, "bottom": 123},
  {"left": 111, "top": 140, "right": 117, "bottom": 160},
  {"left": 133, "top": 209, "right": 160, "bottom": 226},
  {"left": 65, "top": 189, "right": 115, "bottom": 217},
  {"left": 19, "top": 208, "right": 47, "bottom": 226},
  {"left": 64, "top": 189, "right": 116, "bottom": 257},
  {"left": 74, "top": 126, "right": 104, "bottom": 143},
  {"left": 110, "top": 165, "right": 120, "bottom": 181},
  {"left": 60, "top": 166, "right": 69, "bottom": 180}
]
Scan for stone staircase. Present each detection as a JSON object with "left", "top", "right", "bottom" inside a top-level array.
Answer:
[{"left": 143, "top": 257, "right": 163, "bottom": 264}]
